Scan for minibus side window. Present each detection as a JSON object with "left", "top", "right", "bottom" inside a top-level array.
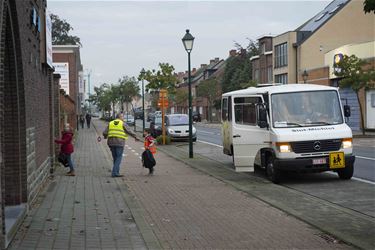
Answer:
[
  {"left": 234, "top": 97, "right": 261, "bottom": 125},
  {"left": 222, "top": 98, "right": 228, "bottom": 121}
]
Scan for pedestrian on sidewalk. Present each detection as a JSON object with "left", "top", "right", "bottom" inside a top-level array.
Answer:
[
  {"left": 86, "top": 113, "right": 92, "bottom": 128},
  {"left": 103, "top": 113, "right": 139, "bottom": 177},
  {"left": 79, "top": 114, "right": 85, "bottom": 129},
  {"left": 55, "top": 124, "right": 75, "bottom": 176},
  {"left": 143, "top": 129, "right": 156, "bottom": 175}
]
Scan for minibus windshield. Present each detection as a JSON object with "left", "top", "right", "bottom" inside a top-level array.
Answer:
[{"left": 271, "top": 90, "right": 343, "bottom": 128}]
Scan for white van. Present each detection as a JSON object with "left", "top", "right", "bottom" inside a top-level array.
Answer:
[{"left": 221, "top": 84, "right": 355, "bottom": 183}]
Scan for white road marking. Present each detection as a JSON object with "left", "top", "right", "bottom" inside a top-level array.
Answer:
[
  {"left": 356, "top": 156, "right": 375, "bottom": 161},
  {"left": 326, "top": 172, "right": 375, "bottom": 185},
  {"left": 135, "top": 153, "right": 139, "bottom": 156},
  {"left": 131, "top": 150, "right": 136, "bottom": 153},
  {"left": 139, "top": 157, "right": 142, "bottom": 159},
  {"left": 197, "top": 130, "right": 217, "bottom": 135},
  {"left": 198, "top": 140, "right": 223, "bottom": 148}
]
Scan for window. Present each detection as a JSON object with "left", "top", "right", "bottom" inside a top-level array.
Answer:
[
  {"left": 274, "top": 43, "right": 288, "bottom": 68},
  {"left": 315, "top": 12, "right": 327, "bottom": 21},
  {"left": 275, "top": 74, "right": 288, "bottom": 84},
  {"left": 228, "top": 97, "right": 232, "bottom": 121},
  {"left": 254, "top": 69, "right": 260, "bottom": 82},
  {"left": 267, "top": 66, "right": 273, "bottom": 83},
  {"left": 234, "top": 97, "right": 261, "bottom": 125},
  {"left": 261, "top": 43, "right": 266, "bottom": 54},
  {"left": 222, "top": 98, "right": 228, "bottom": 121}
]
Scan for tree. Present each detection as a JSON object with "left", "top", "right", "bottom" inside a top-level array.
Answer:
[
  {"left": 140, "top": 63, "right": 178, "bottom": 93},
  {"left": 222, "top": 39, "right": 259, "bottom": 93},
  {"left": 117, "top": 76, "right": 140, "bottom": 113},
  {"left": 334, "top": 54, "right": 375, "bottom": 135},
  {"left": 364, "top": 0, "right": 375, "bottom": 14},
  {"left": 174, "top": 88, "right": 188, "bottom": 112},
  {"left": 197, "top": 78, "right": 221, "bottom": 122},
  {"left": 51, "top": 13, "right": 82, "bottom": 46}
]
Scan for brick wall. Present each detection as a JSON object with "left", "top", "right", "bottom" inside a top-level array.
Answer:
[
  {"left": 0, "top": 0, "right": 56, "bottom": 247},
  {"left": 0, "top": 0, "right": 5, "bottom": 244},
  {"left": 60, "top": 91, "right": 77, "bottom": 131}
]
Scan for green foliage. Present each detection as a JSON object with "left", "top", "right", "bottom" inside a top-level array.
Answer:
[
  {"left": 139, "top": 63, "right": 178, "bottom": 94},
  {"left": 156, "top": 135, "right": 171, "bottom": 145},
  {"left": 50, "top": 14, "right": 81, "bottom": 46},
  {"left": 334, "top": 55, "right": 375, "bottom": 92},
  {"left": 197, "top": 78, "right": 221, "bottom": 121},
  {"left": 117, "top": 76, "right": 140, "bottom": 111},
  {"left": 334, "top": 54, "right": 375, "bottom": 135},
  {"left": 88, "top": 76, "right": 140, "bottom": 116},
  {"left": 364, "top": 0, "right": 375, "bottom": 14},
  {"left": 174, "top": 88, "right": 188, "bottom": 106},
  {"left": 222, "top": 39, "right": 259, "bottom": 93}
]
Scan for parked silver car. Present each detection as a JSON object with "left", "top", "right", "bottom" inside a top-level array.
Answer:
[{"left": 165, "top": 114, "right": 196, "bottom": 141}]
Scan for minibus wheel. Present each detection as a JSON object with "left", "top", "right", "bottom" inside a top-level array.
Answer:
[
  {"left": 266, "top": 158, "right": 281, "bottom": 184},
  {"left": 337, "top": 163, "right": 354, "bottom": 180}
]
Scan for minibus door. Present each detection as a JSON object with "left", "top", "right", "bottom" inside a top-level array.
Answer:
[{"left": 232, "top": 95, "right": 269, "bottom": 172}]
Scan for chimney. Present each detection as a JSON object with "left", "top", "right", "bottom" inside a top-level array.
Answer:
[
  {"left": 229, "top": 49, "right": 237, "bottom": 57},
  {"left": 200, "top": 64, "right": 207, "bottom": 68},
  {"left": 210, "top": 59, "right": 215, "bottom": 64},
  {"left": 215, "top": 57, "right": 220, "bottom": 62}
]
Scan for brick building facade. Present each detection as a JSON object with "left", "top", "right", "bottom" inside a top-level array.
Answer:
[
  {"left": 53, "top": 45, "right": 83, "bottom": 131},
  {"left": 0, "top": 0, "right": 59, "bottom": 248}
]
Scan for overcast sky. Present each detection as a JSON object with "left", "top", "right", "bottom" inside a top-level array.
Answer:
[{"left": 48, "top": 0, "right": 330, "bottom": 90}]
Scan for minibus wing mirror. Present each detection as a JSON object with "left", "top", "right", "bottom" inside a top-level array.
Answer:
[
  {"left": 257, "top": 105, "right": 268, "bottom": 128},
  {"left": 344, "top": 105, "right": 351, "bottom": 117}
]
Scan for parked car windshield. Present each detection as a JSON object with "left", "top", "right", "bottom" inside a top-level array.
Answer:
[
  {"left": 271, "top": 90, "right": 343, "bottom": 128},
  {"left": 168, "top": 115, "right": 189, "bottom": 126}
]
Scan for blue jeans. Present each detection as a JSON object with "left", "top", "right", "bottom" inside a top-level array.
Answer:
[
  {"left": 110, "top": 146, "right": 124, "bottom": 176},
  {"left": 66, "top": 154, "right": 74, "bottom": 172}
]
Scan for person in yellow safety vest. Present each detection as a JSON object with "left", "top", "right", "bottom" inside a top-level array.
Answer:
[{"left": 103, "top": 113, "right": 139, "bottom": 177}]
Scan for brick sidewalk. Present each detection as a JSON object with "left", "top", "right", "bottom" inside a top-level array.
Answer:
[
  {"left": 94, "top": 119, "right": 351, "bottom": 249},
  {"left": 8, "top": 126, "right": 149, "bottom": 250}
]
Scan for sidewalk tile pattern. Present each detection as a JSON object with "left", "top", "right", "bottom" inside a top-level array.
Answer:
[{"left": 8, "top": 127, "right": 146, "bottom": 250}]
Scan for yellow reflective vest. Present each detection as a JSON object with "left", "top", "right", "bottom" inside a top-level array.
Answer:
[{"left": 108, "top": 119, "right": 128, "bottom": 140}]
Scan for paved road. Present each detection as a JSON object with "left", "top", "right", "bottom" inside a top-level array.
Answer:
[{"left": 194, "top": 124, "right": 375, "bottom": 183}]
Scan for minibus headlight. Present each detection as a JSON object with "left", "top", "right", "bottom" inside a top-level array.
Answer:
[
  {"left": 342, "top": 138, "right": 352, "bottom": 149},
  {"left": 276, "top": 142, "right": 292, "bottom": 153}
]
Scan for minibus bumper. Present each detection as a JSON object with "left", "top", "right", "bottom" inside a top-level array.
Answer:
[{"left": 274, "top": 155, "right": 355, "bottom": 172}]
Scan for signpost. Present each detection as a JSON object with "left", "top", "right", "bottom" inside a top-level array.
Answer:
[{"left": 158, "top": 89, "right": 168, "bottom": 145}]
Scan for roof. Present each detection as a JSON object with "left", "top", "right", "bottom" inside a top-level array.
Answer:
[
  {"left": 295, "top": 0, "right": 349, "bottom": 43},
  {"left": 222, "top": 84, "right": 338, "bottom": 96}
]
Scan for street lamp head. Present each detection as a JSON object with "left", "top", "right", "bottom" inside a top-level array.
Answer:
[
  {"left": 302, "top": 69, "right": 309, "bottom": 83},
  {"left": 140, "top": 68, "right": 146, "bottom": 75},
  {"left": 182, "top": 29, "right": 195, "bottom": 53}
]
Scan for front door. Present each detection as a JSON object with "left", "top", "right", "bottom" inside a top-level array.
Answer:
[{"left": 232, "top": 95, "right": 269, "bottom": 171}]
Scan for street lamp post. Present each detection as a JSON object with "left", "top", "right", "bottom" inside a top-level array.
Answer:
[
  {"left": 140, "top": 68, "right": 146, "bottom": 134},
  {"left": 182, "top": 29, "right": 195, "bottom": 158},
  {"left": 302, "top": 69, "right": 309, "bottom": 83}
]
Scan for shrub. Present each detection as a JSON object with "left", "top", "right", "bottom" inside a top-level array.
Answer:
[{"left": 156, "top": 135, "right": 171, "bottom": 145}]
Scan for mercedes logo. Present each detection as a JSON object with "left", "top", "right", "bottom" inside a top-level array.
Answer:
[{"left": 313, "top": 141, "right": 321, "bottom": 151}]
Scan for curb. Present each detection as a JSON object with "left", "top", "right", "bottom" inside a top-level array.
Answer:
[{"left": 93, "top": 122, "right": 162, "bottom": 250}]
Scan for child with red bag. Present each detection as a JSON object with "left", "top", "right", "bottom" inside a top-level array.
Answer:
[
  {"left": 55, "top": 124, "right": 75, "bottom": 176},
  {"left": 143, "top": 130, "right": 156, "bottom": 175}
]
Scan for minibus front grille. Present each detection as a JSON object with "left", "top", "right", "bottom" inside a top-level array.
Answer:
[{"left": 291, "top": 139, "right": 342, "bottom": 153}]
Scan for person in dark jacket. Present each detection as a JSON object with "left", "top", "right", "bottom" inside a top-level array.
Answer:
[
  {"left": 85, "top": 113, "right": 92, "bottom": 128},
  {"left": 79, "top": 115, "right": 85, "bottom": 129},
  {"left": 55, "top": 124, "right": 75, "bottom": 176}
]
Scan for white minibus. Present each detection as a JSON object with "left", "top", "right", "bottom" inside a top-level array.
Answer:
[{"left": 221, "top": 84, "right": 355, "bottom": 183}]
